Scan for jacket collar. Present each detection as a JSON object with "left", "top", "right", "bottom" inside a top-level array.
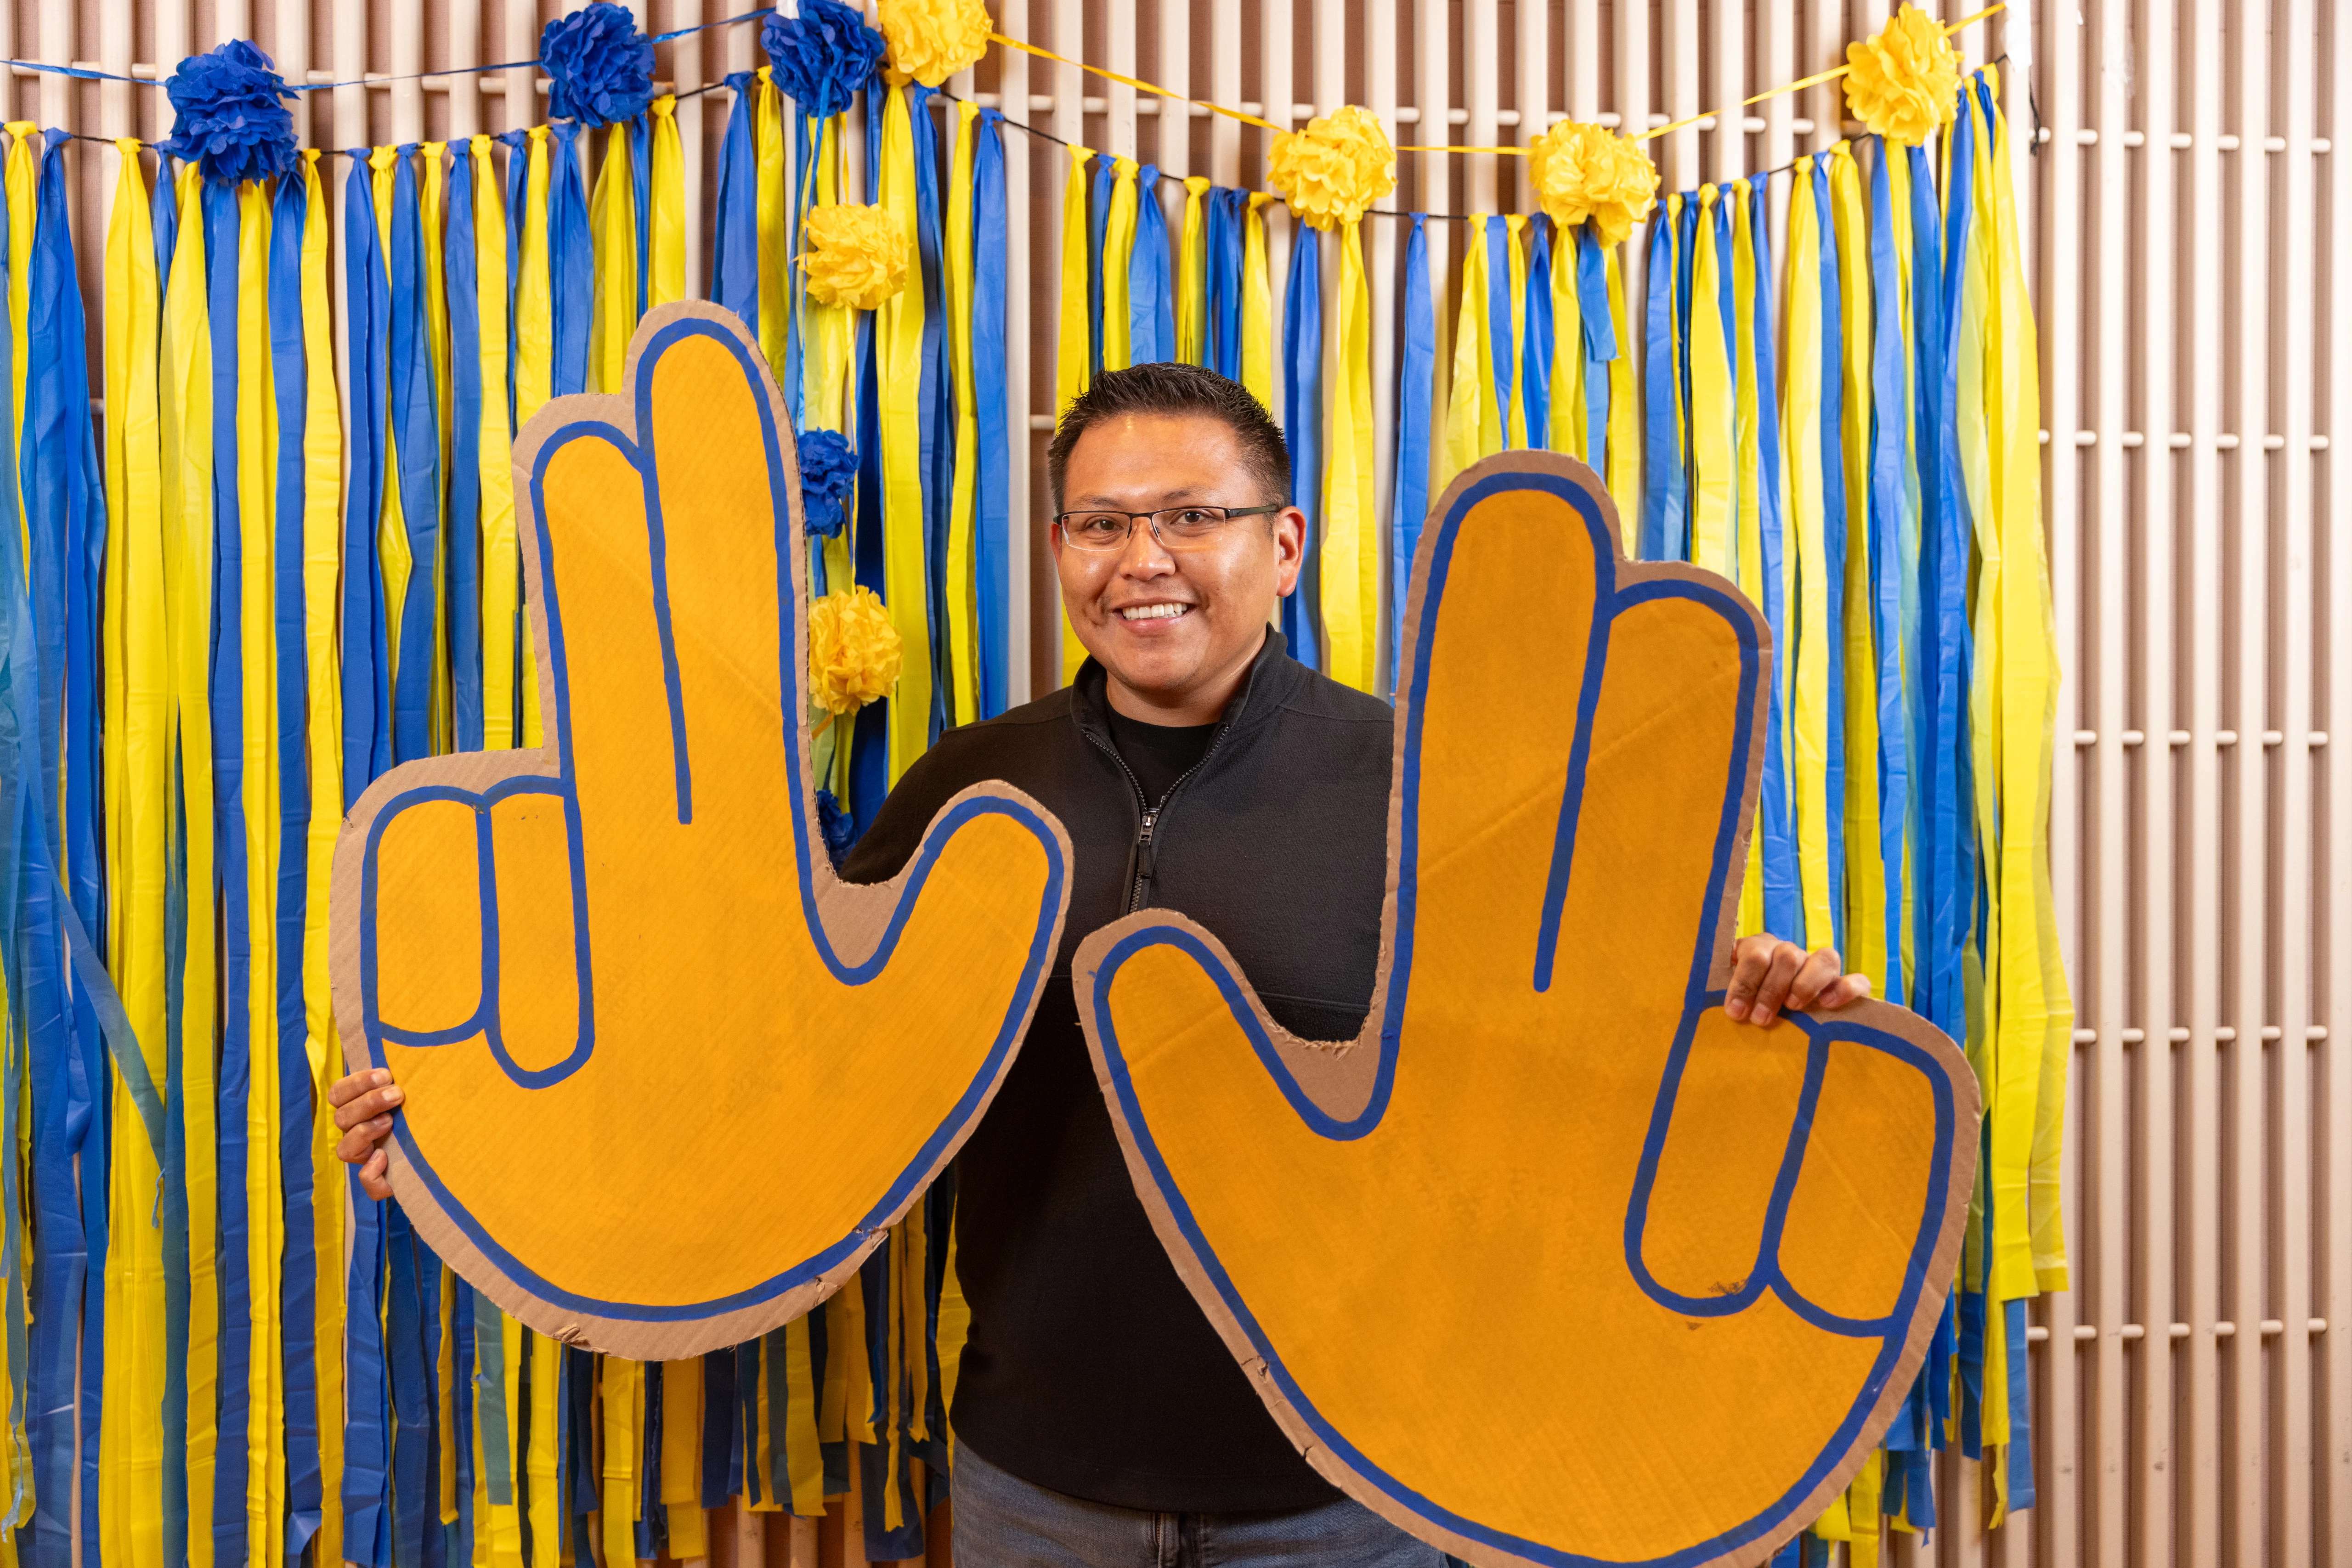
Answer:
[{"left": 1069, "top": 627, "right": 1301, "bottom": 745}]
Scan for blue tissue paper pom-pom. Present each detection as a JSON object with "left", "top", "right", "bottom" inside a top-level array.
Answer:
[
  {"left": 814, "top": 790, "right": 859, "bottom": 868},
  {"left": 541, "top": 1, "right": 656, "bottom": 129},
  {"left": 158, "top": 39, "right": 299, "bottom": 188},
  {"left": 763, "top": 0, "right": 887, "bottom": 122},
  {"left": 797, "top": 428, "right": 858, "bottom": 540}
]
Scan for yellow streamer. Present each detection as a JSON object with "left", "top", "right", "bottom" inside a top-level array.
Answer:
[
  {"left": 1239, "top": 193, "right": 1275, "bottom": 412},
  {"left": 160, "top": 160, "right": 220, "bottom": 1568},
  {"left": 99, "top": 136, "right": 169, "bottom": 1568},
  {"left": 1782, "top": 156, "right": 1838, "bottom": 953},
  {"left": 801, "top": 113, "right": 851, "bottom": 433},
  {"left": 1686, "top": 186, "right": 1735, "bottom": 580},
  {"left": 232, "top": 178, "right": 287, "bottom": 1568},
  {"left": 875, "top": 85, "right": 935, "bottom": 778},
  {"left": 1827, "top": 142, "right": 1884, "bottom": 993},
  {"left": 1603, "top": 246, "right": 1640, "bottom": 530},
  {"left": 599, "top": 1358, "right": 639, "bottom": 1568},
  {"left": 5, "top": 126, "right": 32, "bottom": 550},
  {"left": 1321, "top": 218, "right": 1378, "bottom": 691},
  {"left": 1055, "top": 146, "right": 1094, "bottom": 688},
  {"left": 1729, "top": 182, "right": 1767, "bottom": 937},
  {"left": 1547, "top": 220, "right": 1585, "bottom": 461},
  {"left": 660, "top": 1361, "right": 704, "bottom": 1552},
  {"left": 945, "top": 99, "right": 983, "bottom": 728},
  {"left": 1176, "top": 176, "right": 1210, "bottom": 364},
  {"left": 755, "top": 69, "right": 791, "bottom": 383},
  {"left": 473, "top": 137, "right": 520, "bottom": 752},
  {"left": 523, "top": 1333, "right": 560, "bottom": 1568},
  {"left": 297, "top": 148, "right": 346, "bottom": 1566},
  {"left": 648, "top": 97, "right": 686, "bottom": 307},
  {"left": 1437, "top": 217, "right": 1492, "bottom": 496},
  {"left": 1102, "top": 158, "right": 1139, "bottom": 372},
  {"left": 588, "top": 123, "right": 639, "bottom": 394}
]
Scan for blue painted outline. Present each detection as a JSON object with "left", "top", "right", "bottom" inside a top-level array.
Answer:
[
  {"left": 355, "top": 316, "right": 1068, "bottom": 1326},
  {"left": 1082, "top": 467, "right": 1959, "bottom": 1567}
]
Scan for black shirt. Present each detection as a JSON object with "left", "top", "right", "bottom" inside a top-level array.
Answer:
[
  {"left": 837, "top": 636, "right": 1391, "bottom": 1512},
  {"left": 1105, "top": 709, "right": 1218, "bottom": 805}
]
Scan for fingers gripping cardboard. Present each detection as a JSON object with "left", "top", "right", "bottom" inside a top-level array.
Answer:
[
  {"left": 1073, "top": 453, "right": 1979, "bottom": 1568},
  {"left": 330, "top": 306, "right": 1072, "bottom": 1360}
]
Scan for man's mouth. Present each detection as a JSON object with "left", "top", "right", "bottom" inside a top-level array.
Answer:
[{"left": 1115, "top": 602, "right": 1193, "bottom": 622}]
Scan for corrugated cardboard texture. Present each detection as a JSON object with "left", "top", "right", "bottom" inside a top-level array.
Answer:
[
  {"left": 330, "top": 305, "right": 1073, "bottom": 1361},
  {"left": 1074, "top": 452, "right": 1977, "bottom": 1568}
]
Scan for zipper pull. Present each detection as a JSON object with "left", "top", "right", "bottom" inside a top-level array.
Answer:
[{"left": 1136, "top": 807, "right": 1159, "bottom": 876}]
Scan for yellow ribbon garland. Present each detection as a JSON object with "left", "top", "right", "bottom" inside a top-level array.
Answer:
[
  {"left": 945, "top": 99, "right": 984, "bottom": 728},
  {"left": 1321, "top": 217, "right": 1378, "bottom": 690},
  {"left": 875, "top": 85, "right": 935, "bottom": 783}
]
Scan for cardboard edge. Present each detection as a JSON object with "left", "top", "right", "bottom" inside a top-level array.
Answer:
[
  {"left": 328, "top": 300, "right": 1078, "bottom": 1359},
  {"left": 1070, "top": 449, "right": 1976, "bottom": 1568},
  {"left": 1075, "top": 912, "right": 1981, "bottom": 1568}
]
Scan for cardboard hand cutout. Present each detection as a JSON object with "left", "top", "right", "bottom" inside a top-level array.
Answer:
[
  {"left": 331, "top": 306, "right": 1071, "bottom": 1360},
  {"left": 1074, "top": 454, "right": 1978, "bottom": 1568}
]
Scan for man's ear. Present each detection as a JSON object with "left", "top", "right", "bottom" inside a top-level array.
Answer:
[{"left": 1272, "top": 505, "right": 1307, "bottom": 597}]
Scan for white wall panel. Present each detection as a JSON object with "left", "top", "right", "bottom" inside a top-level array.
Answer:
[{"left": 27, "top": 3, "right": 2347, "bottom": 1564}]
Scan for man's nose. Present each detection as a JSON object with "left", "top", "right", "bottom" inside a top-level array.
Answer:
[{"left": 1117, "top": 520, "right": 1178, "bottom": 574}]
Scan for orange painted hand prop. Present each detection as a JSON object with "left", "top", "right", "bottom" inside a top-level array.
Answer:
[
  {"left": 331, "top": 306, "right": 1069, "bottom": 1359},
  {"left": 1074, "top": 454, "right": 1976, "bottom": 1568}
]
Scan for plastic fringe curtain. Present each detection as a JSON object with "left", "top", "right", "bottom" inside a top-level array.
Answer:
[{"left": 0, "top": 61, "right": 2061, "bottom": 1568}]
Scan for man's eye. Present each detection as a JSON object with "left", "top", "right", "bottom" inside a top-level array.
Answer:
[
  {"left": 1071, "top": 515, "right": 1125, "bottom": 539},
  {"left": 1168, "top": 509, "right": 1221, "bottom": 529}
]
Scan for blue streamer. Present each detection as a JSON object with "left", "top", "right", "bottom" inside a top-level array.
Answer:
[
  {"left": 338, "top": 152, "right": 395, "bottom": 1568},
  {"left": 712, "top": 74, "right": 760, "bottom": 341},
  {"left": 1521, "top": 217, "right": 1552, "bottom": 450},
  {"left": 1814, "top": 157, "right": 1849, "bottom": 958},
  {"left": 1087, "top": 155, "right": 1112, "bottom": 376},
  {"left": 386, "top": 148, "right": 443, "bottom": 767},
  {"left": 1130, "top": 164, "right": 1174, "bottom": 365},
  {"left": 1205, "top": 189, "right": 1244, "bottom": 381},
  {"left": 971, "top": 109, "right": 1011, "bottom": 719},
  {"left": 200, "top": 177, "right": 255, "bottom": 1568},
  {"left": 549, "top": 122, "right": 592, "bottom": 398},
  {"left": 448, "top": 143, "right": 486, "bottom": 755},
  {"left": 1575, "top": 225, "right": 1612, "bottom": 462},
  {"left": 1748, "top": 177, "right": 1803, "bottom": 944},
  {"left": 1484, "top": 216, "right": 1515, "bottom": 448},
  {"left": 1279, "top": 227, "right": 1321, "bottom": 670},
  {"left": 907, "top": 85, "right": 951, "bottom": 747},
  {"left": 266, "top": 167, "right": 325, "bottom": 1562},
  {"left": 1865, "top": 145, "right": 1913, "bottom": 1000},
  {"left": 15, "top": 133, "right": 83, "bottom": 1568},
  {"left": 1638, "top": 211, "right": 1683, "bottom": 561},
  {"left": 1390, "top": 214, "right": 1434, "bottom": 697}
]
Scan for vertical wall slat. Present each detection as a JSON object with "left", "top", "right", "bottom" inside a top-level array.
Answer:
[
  {"left": 1208, "top": 1, "right": 1239, "bottom": 189},
  {"left": 2323, "top": 0, "right": 2352, "bottom": 1553},
  {"left": 1660, "top": 0, "right": 1700, "bottom": 194},
  {"left": 1261, "top": 0, "right": 1293, "bottom": 433},
  {"left": 2037, "top": 0, "right": 2086, "bottom": 1551},
  {"left": 2088, "top": 0, "right": 2132, "bottom": 1555},
  {"left": 2272, "top": 0, "right": 2318, "bottom": 1561},
  {"left": 2129, "top": 0, "right": 2181, "bottom": 1555},
  {"left": 1463, "top": 0, "right": 1497, "bottom": 214},
  {"left": 1512, "top": 0, "right": 1546, "bottom": 211},
  {"left": 674, "top": 0, "right": 707, "bottom": 295},
  {"left": 2227, "top": 1, "right": 2273, "bottom": 1561}
]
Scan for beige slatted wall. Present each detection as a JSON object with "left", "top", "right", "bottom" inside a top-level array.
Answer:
[{"left": 13, "top": 1, "right": 2346, "bottom": 1564}]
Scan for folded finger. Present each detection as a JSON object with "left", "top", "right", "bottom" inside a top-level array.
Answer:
[
  {"left": 1749, "top": 943, "right": 1805, "bottom": 1025},
  {"left": 327, "top": 1068, "right": 391, "bottom": 1110},
  {"left": 360, "top": 1149, "right": 392, "bottom": 1202},
  {"left": 1786, "top": 948, "right": 1843, "bottom": 1012},
  {"left": 1723, "top": 941, "right": 1771, "bottom": 1021}
]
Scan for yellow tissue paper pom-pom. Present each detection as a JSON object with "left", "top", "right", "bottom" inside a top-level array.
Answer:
[
  {"left": 800, "top": 203, "right": 908, "bottom": 311},
  {"left": 1527, "top": 120, "right": 1660, "bottom": 249},
  {"left": 808, "top": 585, "right": 903, "bottom": 716},
  {"left": 1267, "top": 105, "right": 1396, "bottom": 230},
  {"left": 879, "top": 0, "right": 993, "bottom": 88},
  {"left": 1843, "top": 3, "right": 1963, "bottom": 147}
]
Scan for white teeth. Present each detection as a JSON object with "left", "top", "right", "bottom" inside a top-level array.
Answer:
[{"left": 1119, "top": 603, "right": 1191, "bottom": 620}]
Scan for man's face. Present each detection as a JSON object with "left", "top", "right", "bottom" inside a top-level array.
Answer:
[{"left": 1052, "top": 411, "right": 1304, "bottom": 710}]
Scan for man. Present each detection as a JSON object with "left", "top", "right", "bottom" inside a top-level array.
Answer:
[{"left": 334, "top": 362, "right": 1869, "bottom": 1565}]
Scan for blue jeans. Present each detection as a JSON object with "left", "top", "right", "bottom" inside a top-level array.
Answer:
[{"left": 950, "top": 1442, "right": 1450, "bottom": 1568}]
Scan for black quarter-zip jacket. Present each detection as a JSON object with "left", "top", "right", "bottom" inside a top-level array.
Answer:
[{"left": 836, "top": 632, "right": 1394, "bottom": 1512}]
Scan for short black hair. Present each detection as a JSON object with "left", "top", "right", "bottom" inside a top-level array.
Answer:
[{"left": 1046, "top": 361, "right": 1291, "bottom": 513}]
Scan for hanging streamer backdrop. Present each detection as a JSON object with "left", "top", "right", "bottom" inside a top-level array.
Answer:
[{"left": 0, "top": 5, "right": 2067, "bottom": 1565}]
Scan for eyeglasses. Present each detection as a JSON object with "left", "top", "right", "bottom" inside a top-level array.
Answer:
[{"left": 1052, "top": 502, "right": 1284, "bottom": 553}]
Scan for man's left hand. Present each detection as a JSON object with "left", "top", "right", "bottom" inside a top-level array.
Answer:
[{"left": 1724, "top": 936, "right": 1872, "bottom": 1027}]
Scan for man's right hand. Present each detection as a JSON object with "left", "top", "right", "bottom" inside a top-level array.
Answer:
[{"left": 330, "top": 1069, "right": 404, "bottom": 1201}]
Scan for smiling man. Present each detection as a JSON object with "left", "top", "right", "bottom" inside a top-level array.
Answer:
[{"left": 332, "top": 362, "right": 1867, "bottom": 1567}]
